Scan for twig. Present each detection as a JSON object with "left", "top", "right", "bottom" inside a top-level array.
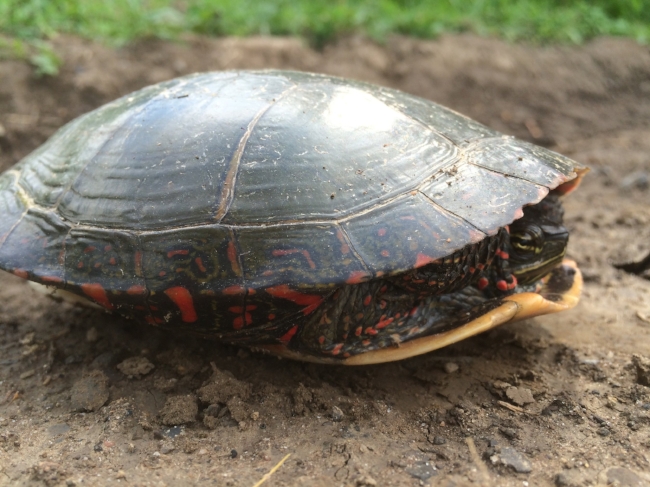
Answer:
[
  {"left": 252, "top": 454, "right": 291, "bottom": 487},
  {"left": 465, "top": 437, "right": 490, "bottom": 486},
  {"left": 497, "top": 400, "right": 525, "bottom": 414}
]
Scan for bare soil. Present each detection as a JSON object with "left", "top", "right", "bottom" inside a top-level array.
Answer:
[{"left": 1, "top": 34, "right": 649, "bottom": 487}]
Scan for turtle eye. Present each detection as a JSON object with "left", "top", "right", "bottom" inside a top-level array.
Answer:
[{"left": 510, "top": 227, "right": 543, "bottom": 254}]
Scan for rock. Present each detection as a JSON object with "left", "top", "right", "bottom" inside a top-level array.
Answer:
[
  {"left": 197, "top": 368, "right": 251, "bottom": 404},
  {"left": 603, "top": 466, "right": 645, "bottom": 487},
  {"left": 159, "top": 395, "right": 198, "bottom": 425},
  {"left": 632, "top": 354, "right": 650, "bottom": 387},
  {"left": 496, "top": 447, "right": 532, "bottom": 473},
  {"left": 70, "top": 371, "right": 109, "bottom": 412},
  {"left": 505, "top": 386, "right": 535, "bottom": 406},
  {"left": 85, "top": 327, "right": 99, "bottom": 342},
  {"left": 443, "top": 362, "right": 459, "bottom": 374},
  {"left": 405, "top": 461, "right": 437, "bottom": 480},
  {"left": 332, "top": 406, "right": 344, "bottom": 422},
  {"left": 117, "top": 356, "right": 155, "bottom": 378}
]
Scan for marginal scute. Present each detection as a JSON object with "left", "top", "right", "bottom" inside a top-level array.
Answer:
[
  {"left": 419, "top": 163, "right": 549, "bottom": 234},
  {"left": 0, "top": 209, "right": 68, "bottom": 282},
  {"left": 467, "top": 137, "right": 580, "bottom": 187},
  {"left": 342, "top": 193, "right": 484, "bottom": 276},
  {"left": 236, "top": 223, "right": 368, "bottom": 287},
  {"left": 0, "top": 172, "right": 26, "bottom": 244}
]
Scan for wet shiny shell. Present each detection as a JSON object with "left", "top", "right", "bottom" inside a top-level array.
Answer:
[{"left": 0, "top": 70, "right": 578, "bottom": 333}]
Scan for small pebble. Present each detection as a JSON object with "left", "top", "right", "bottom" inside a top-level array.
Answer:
[
  {"left": 230, "top": 449, "right": 238, "bottom": 458},
  {"left": 117, "top": 356, "right": 155, "bottom": 378},
  {"left": 70, "top": 371, "right": 109, "bottom": 412},
  {"left": 332, "top": 406, "right": 344, "bottom": 422},
  {"left": 86, "top": 327, "right": 99, "bottom": 342},
  {"left": 498, "top": 447, "right": 532, "bottom": 473},
  {"left": 597, "top": 427, "right": 610, "bottom": 437},
  {"left": 443, "top": 362, "right": 459, "bottom": 373},
  {"left": 432, "top": 436, "right": 446, "bottom": 445}
]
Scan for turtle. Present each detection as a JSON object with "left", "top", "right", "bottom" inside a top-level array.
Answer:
[{"left": 0, "top": 70, "right": 586, "bottom": 364}]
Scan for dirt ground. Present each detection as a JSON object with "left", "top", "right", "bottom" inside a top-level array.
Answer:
[{"left": 1, "top": 34, "right": 650, "bottom": 487}]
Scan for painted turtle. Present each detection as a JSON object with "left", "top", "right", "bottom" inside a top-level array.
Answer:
[{"left": 0, "top": 71, "right": 585, "bottom": 364}]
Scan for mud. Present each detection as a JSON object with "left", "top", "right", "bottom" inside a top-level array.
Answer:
[{"left": 0, "top": 34, "right": 649, "bottom": 486}]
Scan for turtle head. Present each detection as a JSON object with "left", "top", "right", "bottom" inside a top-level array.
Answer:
[{"left": 507, "top": 194, "right": 569, "bottom": 286}]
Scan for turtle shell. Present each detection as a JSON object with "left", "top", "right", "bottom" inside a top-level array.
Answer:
[{"left": 0, "top": 70, "right": 581, "bottom": 345}]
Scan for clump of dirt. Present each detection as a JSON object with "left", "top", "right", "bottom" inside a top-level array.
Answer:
[{"left": 1, "top": 34, "right": 649, "bottom": 486}]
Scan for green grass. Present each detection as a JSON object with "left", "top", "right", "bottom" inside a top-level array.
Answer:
[{"left": 1, "top": 0, "right": 648, "bottom": 70}]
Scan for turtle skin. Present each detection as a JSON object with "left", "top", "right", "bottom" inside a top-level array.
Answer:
[{"left": 0, "top": 70, "right": 584, "bottom": 363}]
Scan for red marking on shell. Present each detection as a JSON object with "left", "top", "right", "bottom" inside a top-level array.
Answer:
[
  {"left": 362, "top": 339, "right": 371, "bottom": 346},
  {"left": 378, "top": 228, "right": 387, "bottom": 237},
  {"left": 248, "top": 288, "right": 256, "bottom": 295},
  {"left": 127, "top": 285, "right": 146, "bottom": 295},
  {"left": 363, "top": 295, "right": 372, "bottom": 306},
  {"left": 477, "top": 263, "right": 485, "bottom": 270},
  {"left": 228, "top": 305, "right": 257, "bottom": 313},
  {"left": 164, "top": 286, "right": 198, "bottom": 323},
  {"left": 553, "top": 175, "right": 582, "bottom": 195},
  {"left": 12, "top": 269, "right": 28, "bottom": 279},
  {"left": 262, "top": 270, "right": 274, "bottom": 276},
  {"left": 94, "top": 263, "right": 102, "bottom": 269},
  {"left": 227, "top": 241, "right": 242, "bottom": 275},
  {"left": 400, "top": 215, "right": 416, "bottom": 220},
  {"left": 318, "top": 335, "right": 326, "bottom": 344},
  {"left": 42, "top": 276, "right": 63, "bottom": 283},
  {"left": 135, "top": 305, "right": 146, "bottom": 311},
  {"left": 84, "top": 246, "right": 96, "bottom": 254},
  {"left": 77, "top": 261, "right": 84, "bottom": 269},
  {"left": 496, "top": 280, "right": 508, "bottom": 292},
  {"left": 376, "top": 317, "right": 394, "bottom": 329},
  {"left": 336, "top": 230, "right": 350, "bottom": 255},
  {"left": 346, "top": 271, "right": 370, "bottom": 285},
  {"left": 381, "top": 249, "right": 390, "bottom": 257},
  {"left": 504, "top": 225, "right": 510, "bottom": 234},
  {"left": 195, "top": 257, "right": 207, "bottom": 273},
  {"left": 410, "top": 306, "right": 418, "bottom": 316},
  {"left": 415, "top": 253, "right": 438, "bottom": 269},
  {"left": 469, "top": 230, "right": 485, "bottom": 242},
  {"left": 356, "top": 312, "right": 364, "bottom": 320},
  {"left": 109, "top": 257, "right": 117, "bottom": 265},
  {"left": 355, "top": 326, "right": 363, "bottom": 336},
  {"left": 150, "top": 305, "right": 158, "bottom": 311},
  {"left": 134, "top": 251, "right": 143, "bottom": 276},
  {"left": 365, "top": 327, "right": 378, "bottom": 335},
  {"left": 513, "top": 208, "right": 524, "bottom": 220},
  {"left": 331, "top": 343, "right": 343, "bottom": 355},
  {"left": 380, "top": 300, "right": 387, "bottom": 309},
  {"left": 272, "top": 248, "right": 316, "bottom": 269},
  {"left": 477, "top": 277, "right": 489, "bottom": 290},
  {"left": 279, "top": 325, "right": 298, "bottom": 344},
  {"left": 58, "top": 249, "right": 65, "bottom": 266},
  {"left": 104, "top": 245, "right": 112, "bottom": 252},
  {"left": 167, "top": 249, "right": 189, "bottom": 258},
  {"left": 469, "top": 267, "right": 475, "bottom": 273},
  {"left": 158, "top": 271, "right": 166, "bottom": 277},
  {"left": 380, "top": 285, "right": 388, "bottom": 293},
  {"left": 265, "top": 285, "right": 323, "bottom": 315},
  {"left": 175, "top": 268, "right": 183, "bottom": 273},
  {"left": 81, "top": 283, "right": 114, "bottom": 310},
  {"left": 268, "top": 313, "right": 276, "bottom": 320},
  {"left": 223, "top": 285, "right": 245, "bottom": 295}
]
